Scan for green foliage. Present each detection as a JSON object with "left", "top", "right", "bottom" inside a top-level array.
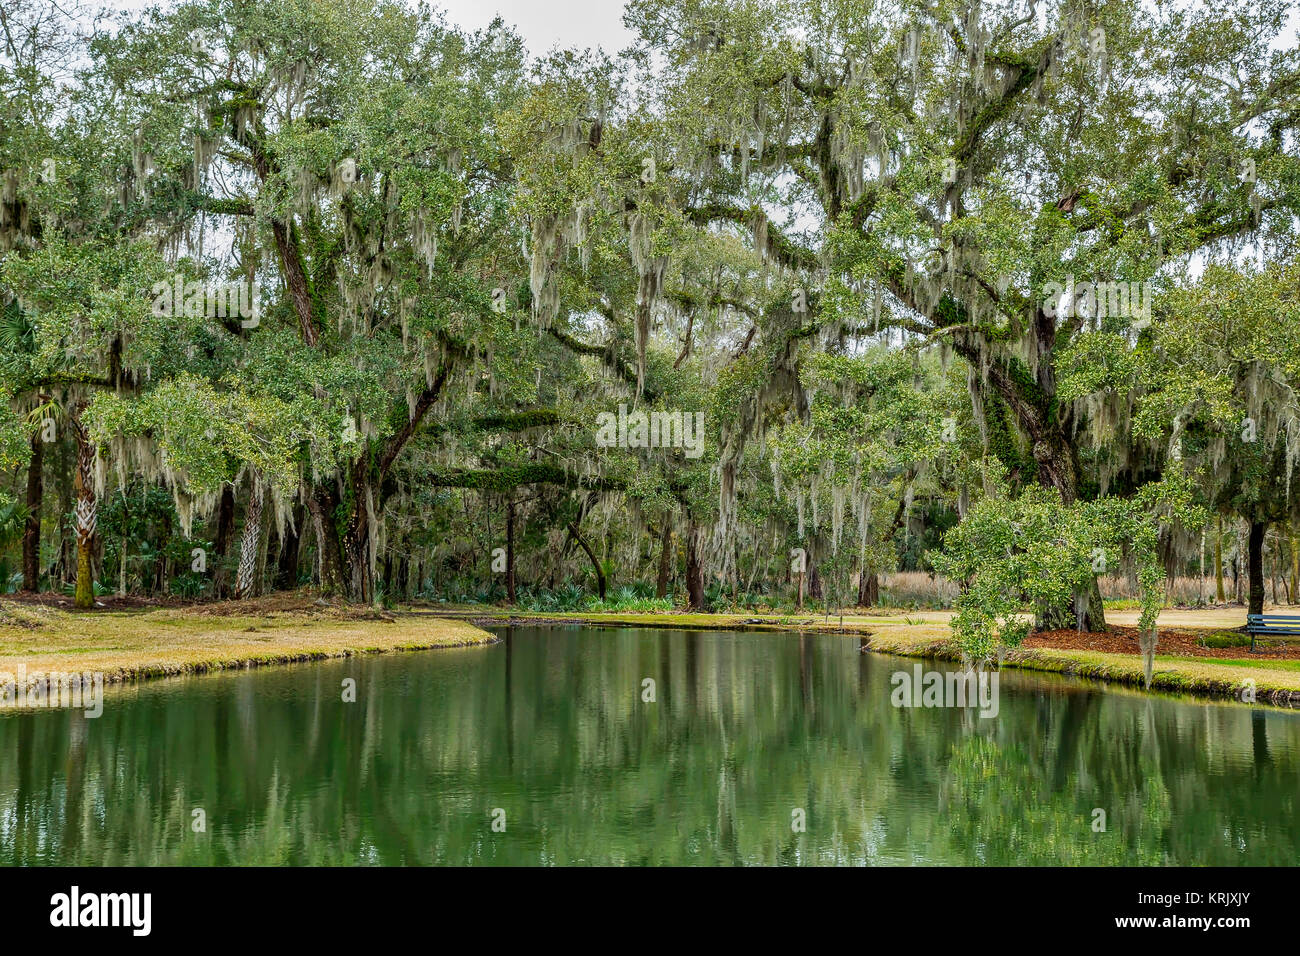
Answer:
[
  {"left": 584, "top": 587, "right": 676, "bottom": 613},
  {"left": 86, "top": 374, "right": 319, "bottom": 497},
  {"left": 766, "top": 345, "right": 981, "bottom": 604},
  {"left": 1200, "top": 631, "right": 1252, "bottom": 649},
  {"left": 98, "top": 482, "right": 212, "bottom": 597},
  {"left": 933, "top": 478, "right": 1203, "bottom": 660},
  {"left": 0, "top": 0, "right": 1297, "bottom": 646},
  {"left": 0, "top": 496, "right": 29, "bottom": 551}
]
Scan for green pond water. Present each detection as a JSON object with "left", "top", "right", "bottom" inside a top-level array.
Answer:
[{"left": 0, "top": 625, "right": 1296, "bottom": 865}]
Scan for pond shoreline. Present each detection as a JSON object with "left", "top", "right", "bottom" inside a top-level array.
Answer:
[
  {"left": 4, "top": 598, "right": 1297, "bottom": 709},
  {"left": 0, "top": 598, "right": 498, "bottom": 695},
  {"left": 860, "top": 631, "right": 1300, "bottom": 709},
  {"left": 455, "top": 608, "right": 1300, "bottom": 709}
]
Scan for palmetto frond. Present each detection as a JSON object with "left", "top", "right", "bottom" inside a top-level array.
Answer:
[
  {"left": 0, "top": 296, "right": 35, "bottom": 353},
  {"left": 0, "top": 497, "right": 32, "bottom": 550}
]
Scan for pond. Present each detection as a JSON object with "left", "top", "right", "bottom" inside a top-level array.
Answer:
[{"left": 0, "top": 625, "right": 1296, "bottom": 865}]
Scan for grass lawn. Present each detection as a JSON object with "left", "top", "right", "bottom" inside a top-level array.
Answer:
[{"left": 0, "top": 595, "right": 495, "bottom": 688}]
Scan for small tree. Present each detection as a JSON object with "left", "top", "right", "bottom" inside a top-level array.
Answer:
[{"left": 934, "top": 476, "right": 1203, "bottom": 685}]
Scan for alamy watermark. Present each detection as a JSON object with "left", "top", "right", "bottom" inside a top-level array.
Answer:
[
  {"left": 1, "top": 664, "right": 104, "bottom": 718},
  {"left": 50, "top": 886, "right": 150, "bottom": 936},
  {"left": 890, "top": 663, "right": 999, "bottom": 718},
  {"left": 1042, "top": 275, "right": 1152, "bottom": 327},
  {"left": 151, "top": 275, "right": 261, "bottom": 328},
  {"left": 595, "top": 404, "right": 705, "bottom": 458}
]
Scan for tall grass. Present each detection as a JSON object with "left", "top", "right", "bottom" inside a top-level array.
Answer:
[
  {"left": 870, "top": 571, "right": 959, "bottom": 609},
  {"left": 423, "top": 571, "right": 1265, "bottom": 613},
  {"left": 879, "top": 572, "right": 1271, "bottom": 609},
  {"left": 1098, "top": 574, "right": 1259, "bottom": 607}
]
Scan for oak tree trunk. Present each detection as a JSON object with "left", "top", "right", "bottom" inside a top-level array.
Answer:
[
  {"left": 505, "top": 496, "right": 517, "bottom": 604},
  {"left": 568, "top": 521, "right": 606, "bottom": 600},
  {"left": 275, "top": 503, "right": 305, "bottom": 590},
  {"left": 1214, "top": 515, "right": 1225, "bottom": 603},
  {"left": 307, "top": 487, "right": 346, "bottom": 597},
  {"left": 685, "top": 521, "right": 705, "bottom": 611},
  {"left": 656, "top": 522, "right": 672, "bottom": 599},
  {"left": 858, "top": 567, "right": 879, "bottom": 607},
  {"left": 1248, "top": 520, "right": 1266, "bottom": 616},
  {"left": 212, "top": 484, "right": 236, "bottom": 598}
]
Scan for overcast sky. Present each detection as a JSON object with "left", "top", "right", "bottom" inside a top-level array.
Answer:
[
  {"left": 433, "top": 0, "right": 632, "bottom": 54},
  {"left": 101, "top": 1, "right": 1295, "bottom": 59},
  {"left": 98, "top": 0, "right": 633, "bottom": 55}
]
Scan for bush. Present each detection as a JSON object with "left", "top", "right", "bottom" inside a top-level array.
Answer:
[{"left": 1199, "top": 631, "right": 1252, "bottom": 649}]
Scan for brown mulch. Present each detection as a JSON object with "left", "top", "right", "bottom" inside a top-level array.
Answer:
[
  {"left": 1023, "top": 625, "right": 1300, "bottom": 660},
  {"left": 2, "top": 591, "right": 189, "bottom": 610}
]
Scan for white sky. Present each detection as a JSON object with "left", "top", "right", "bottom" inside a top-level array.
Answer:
[
  {"left": 433, "top": 0, "right": 632, "bottom": 54},
  {"left": 100, "top": 0, "right": 633, "bottom": 56}
]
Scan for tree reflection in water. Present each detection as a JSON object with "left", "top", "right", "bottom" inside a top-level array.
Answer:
[{"left": 0, "top": 627, "right": 1294, "bottom": 865}]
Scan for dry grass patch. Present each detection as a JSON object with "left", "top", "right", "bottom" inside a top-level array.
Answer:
[{"left": 0, "top": 599, "right": 495, "bottom": 686}]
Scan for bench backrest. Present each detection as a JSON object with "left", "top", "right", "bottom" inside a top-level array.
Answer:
[{"left": 1247, "top": 614, "right": 1300, "bottom": 634}]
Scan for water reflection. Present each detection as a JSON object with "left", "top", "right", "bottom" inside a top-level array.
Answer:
[{"left": 0, "top": 626, "right": 1295, "bottom": 865}]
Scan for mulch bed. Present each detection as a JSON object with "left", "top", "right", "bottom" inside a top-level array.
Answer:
[
  {"left": 1024, "top": 625, "right": 1300, "bottom": 660},
  {"left": 2, "top": 591, "right": 186, "bottom": 610}
]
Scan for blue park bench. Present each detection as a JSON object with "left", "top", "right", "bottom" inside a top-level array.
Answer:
[{"left": 1245, "top": 614, "right": 1300, "bottom": 652}]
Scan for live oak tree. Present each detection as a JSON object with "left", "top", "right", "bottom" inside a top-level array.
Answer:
[
  {"left": 625, "top": 0, "right": 1300, "bottom": 628},
  {"left": 1, "top": 0, "right": 136, "bottom": 598},
  {"left": 1135, "top": 261, "right": 1300, "bottom": 616},
  {"left": 2, "top": 238, "right": 171, "bottom": 606},
  {"left": 501, "top": 47, "right": 807, "bottom": 608},
  {"left": 2, "top": 1, "right": 241, "bottom": 604},
  {"left": 501, "top": 39, "right": 996, "bottom": 608},
  {"left": 4, "top": 0, "right": 1300, "bottom": 653},
  {"left": 96, "top": 0, "right": 538, "bottom": 601},
  {"left": 768, "top": 346, "right": 978, "bottom": 608},
  {"left": 932, "top": 480, "right": 1194, "bottom": 679}
]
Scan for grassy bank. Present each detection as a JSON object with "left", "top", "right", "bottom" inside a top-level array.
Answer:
[
  {"left": 449, "top": 606, "right": 1300, "bottom": 708},
  {"left": 859, "top": 628, "right": 1300, "bottom": 708},
  {"left": 4, "top": 596, "right": 1295, "bottom": 709},
  {"left": 0, "top": 596, "right": 496, "bottom": 688}
]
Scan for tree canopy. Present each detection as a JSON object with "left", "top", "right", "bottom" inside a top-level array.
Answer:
[{"left": 3, "top": 0, "right": 1299, "bottom": 666}]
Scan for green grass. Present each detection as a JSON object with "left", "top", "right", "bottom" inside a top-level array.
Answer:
[
  {"left": 861, "top": 632, "right": 1300, "bottom": 705},
  {"left": 1172, "top": 654, "right": 1300, "bottom": 672}
]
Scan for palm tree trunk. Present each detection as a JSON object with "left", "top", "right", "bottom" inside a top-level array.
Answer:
[
  {"left": 234, "top": 477, "right": 265, "bottom": 599},
  {"left": 69, "top": 404, "right": 95, "bottom": 610}
]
